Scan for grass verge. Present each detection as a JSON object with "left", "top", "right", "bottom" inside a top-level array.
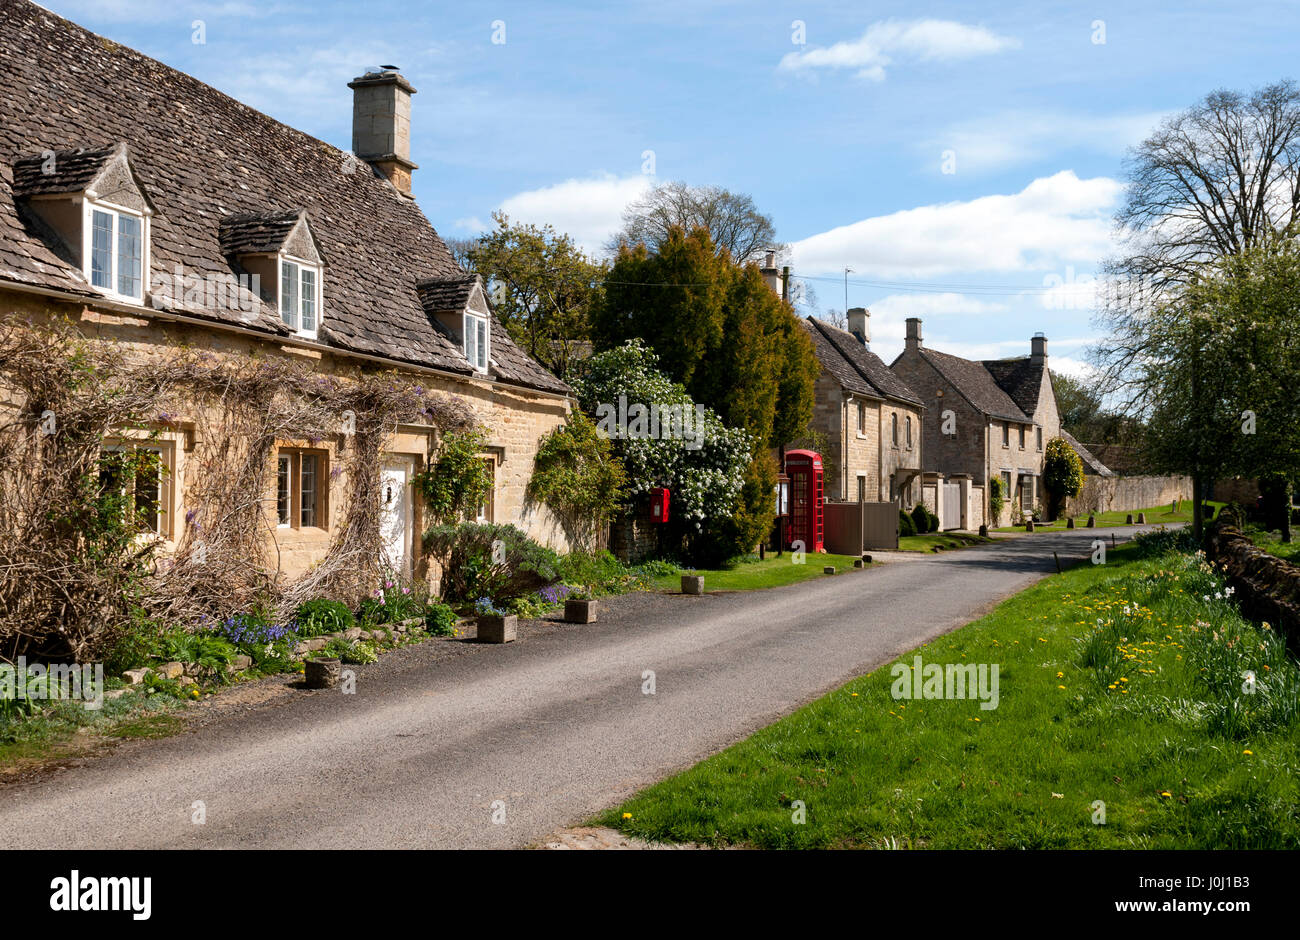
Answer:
[
  {"left": 898, "top": 532, "right": 993, "bottom": 553},
  {"left": 600, "top": 535, "right": 1299, "bottom": 848},
  {"left": 649, "top": 553, "right": 867, "bottom": 593},
  {"left": 994, "top": 501, "right": 1223, "bottom": 533}
]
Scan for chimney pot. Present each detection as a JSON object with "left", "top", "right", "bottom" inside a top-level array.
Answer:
[{"left": 348, "top": 70, "right": 418, "bottom": 196}]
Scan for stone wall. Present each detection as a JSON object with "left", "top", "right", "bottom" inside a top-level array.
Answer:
[
  {"left": 1, "top": 288, "right": 571, "bottom": 587},
  {"left": 1205, "top": 517, "right": 1300, "bottom": 651},
  {"left": 609, "top": 509, "right": 662, "bottom": 564},
  {"left": 1068, "top": 474, "right": 1192, "bottom": 516}
]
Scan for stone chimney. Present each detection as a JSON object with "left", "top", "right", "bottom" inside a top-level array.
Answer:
[
  {"left": 905, "top": 317, "right": 923, "bottom": 352},
  {"left": 348, "top": 69, "right": 418, "bottom": 196},
  {"left": 759, "top": 251, "right": 781, "bottom": 297},
  {"left": 846, "top": 307, "right": 869, "bottom": 347},
  {"left": 1031, "top": 332, "right": 1048, "bottom": 362}
]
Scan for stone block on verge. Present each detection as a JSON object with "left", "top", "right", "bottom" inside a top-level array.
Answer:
[
  {"left": 681, "top": 575, "right": 704, "bottom": 595},
  {"left": 477, "top": 615, "right": 517, "bottom": 643}
]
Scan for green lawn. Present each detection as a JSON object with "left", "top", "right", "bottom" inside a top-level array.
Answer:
[
  {"left": 994, "top": 501, "right": 1223, "bottom": 533},
  {"left": 649, "top": 552, "right": 867, "bottom": 593},
  {"left": 1246, "top": 525, "right": 1300, "bottom": 564},
  {"left": 601, "top": 535, "right": 1300, "bottom": 848},
  {"left": 898, "top": 532, "right": 993, "bottom": 552}
]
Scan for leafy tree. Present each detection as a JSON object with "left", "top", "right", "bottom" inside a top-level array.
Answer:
[
  {"left": 1043, "top": 437, "right": 1085, "bottom": 520},
  {"left": 593, "top": 227, "right": 818, "bottom": 557},
  {"left": 1094, "top": 81, "right": 1300, "bottom": 536},
  {"left": 415, "top": 427, "right": 494, "bottom": 525},
  {"left": 610, "top": 180, "right": 780, "bottom": 263},
  {"left": 573, "top": 341, "right": 752, "bottom": 564},
  {"left": 459, "top": 212, "right": 607, "bottom": 377},
  {"left": 1174, "top": 235, "right": 1300, "bottom": 540},
  {"left": 526, "top": 411, "right": 627, "bottom": 553}
]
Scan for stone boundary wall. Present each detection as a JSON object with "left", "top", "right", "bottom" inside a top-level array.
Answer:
[
  {"left": 1205, "top": 518, "right": 1300, "bottom": 652},
  {"left": 1068, "top": 474, "right": 1192, "bottom": 515}
]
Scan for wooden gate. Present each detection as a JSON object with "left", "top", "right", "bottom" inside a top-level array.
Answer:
[{"left": 942, "top": 482, "right": 961, "bottom": 530}]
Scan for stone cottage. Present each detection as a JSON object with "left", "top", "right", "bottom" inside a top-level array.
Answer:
[
  {"left": 890, "top": 318, "right": 1073, "bottom": 527},
  {"left": 0, "top": 0, "right": 571, "bottom": 583},
  {"left": 797, "top": 310, "right": 926, "bottom": 507}
]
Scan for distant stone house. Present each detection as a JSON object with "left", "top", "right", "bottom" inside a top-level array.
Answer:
[
  {"left": 797, "top": 310, "right": 926, "bottom": 507},
  {"left": 0, "top": 0, "right": 571, "bottom": 583},
  {"left": 890, "top": 318, "right": 1086, "bottom": 526}
]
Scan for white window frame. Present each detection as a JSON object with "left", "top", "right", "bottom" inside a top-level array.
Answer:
[
  {"left": 464, "top": 311, "right": 489, "bottom": 374},
  {"left": 279, "top": 255, "right": 322, "bottom": 339},
  {"left": 83, "top": 198, "right": 148, "bottom": 304}
]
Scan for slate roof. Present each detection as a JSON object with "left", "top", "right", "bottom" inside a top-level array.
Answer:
[
  {"left": 803, "top": 317, "right": 923, "bottom": 406},
  {"left": 0, "top": 0, "right": 567, "bottom": 395},
  {"left": 914, "top": 347, "right": 1028, "bottom": 422},
  {"left": 1059, "top": 429, "right": 1114, "bottom": 476}
]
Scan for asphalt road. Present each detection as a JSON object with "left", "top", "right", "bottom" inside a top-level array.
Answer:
[{"left": 0, "top": 526, "right": 1149, "bottom": 849}]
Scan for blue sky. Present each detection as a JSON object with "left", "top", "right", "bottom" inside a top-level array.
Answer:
[{"left": 39, "top": 0, "right": 1300, "bottom": 372}]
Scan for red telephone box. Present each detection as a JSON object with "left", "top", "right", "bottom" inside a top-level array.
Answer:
[
  {"left": 649, "top": 487, "right": 670, "bottom": 523},
  {"left": 783, "top": 449, "right": 824, "bottom": 553}
]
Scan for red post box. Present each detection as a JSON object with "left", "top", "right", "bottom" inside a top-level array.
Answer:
[
  {"left": 783, "top": 450, "right": 824, "bottom": 553},
  {"left": 649, "top": 487, "right": 670, "bottom": 523}
]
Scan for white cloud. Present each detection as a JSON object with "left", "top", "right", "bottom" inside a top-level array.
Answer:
[
  {"left": 866, "top": 292, "right": 1008, "bottom": 319},
  {"left": 496, "top": 173, "right": 652, "bottom": 257},
  {"left": 790, "top": 171, "right": 1123, "bottom": 278},
  {"left": 780, "top": 19, "right": 1020, "bottom": 81},
  {"left": 454, "top": 216, "right": 487, "bottom": 233},
  {"left": 935, "top": 110, "right": 1169, "bottom": 173}
]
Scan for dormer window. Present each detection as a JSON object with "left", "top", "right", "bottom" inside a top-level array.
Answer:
[
  {"left": 416, "top": 273, "right": 496, "bottom": 377},
  {"left": 12, "top": 142, "right": 154, "bottom": 307},
  {"left": 88, "top": 203, "right": 145, "bottom": 300},
  {"left": 280, "top": 257, "right": 321, "bottom": 338},
  {"left": 219, "top": 208, "right": 326, "bottom": 338},
  {"left": 464, "top": 311, "right": 488, "bottom": 373}
]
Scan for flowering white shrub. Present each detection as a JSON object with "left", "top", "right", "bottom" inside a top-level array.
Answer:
[{"left": 575, "top": 341, "right": 751, "bottom": 532}]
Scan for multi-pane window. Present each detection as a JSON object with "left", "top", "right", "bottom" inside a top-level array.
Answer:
[
  {"left": 276, "top": 449, "right": 327, "bottom": 529},
  {"left": 1002, "top": 422, "right": 1010, "bottom": 446},
  {"left": 88, "top": 206, "right": 144, "bottom": 300},
  {"left": 857, "top": 402, "right": 866, "bottom": 434},
  {"left": 1037, "top": 427, "right": 1043, "bottom": 451},
  {"left": 1019, "top": 425, "right": 1026, "bottom": 449},
  {"left": 99, "top": 442, "right": 169, "bottom": 536},
  {"left": 906, "top": 416, "right": 913, "bottom": 447},
  {"left": 464, "top": 312, "right": 488, "bottom": 372},
  {"left": 280, "top": 259, "right": 321, "bottom": 336},
  {"left": 891, "top": 413, "right": 899, "bottom": 446}
]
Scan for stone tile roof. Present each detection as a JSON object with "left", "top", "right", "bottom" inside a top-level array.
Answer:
[
  {"left": 11, "top": 145, "right": 114, "bottom": 197},
  {"left": 0, "top": 0, "right": 567, "bottom": 396},
  {"left": 982, "top": 356, "right": 1046, "bottom": 418},
  {"left": 416, "top": 275, "right": 478, "bottom": 313},
  {"left": 1060, "top": 430, "right": 1115, "bottom": 476},
  {"left": 803, "top": 317, "right": 923, "bottom": 406},
  {"left": 218, "top": 210, "right": 306, "bottom": 257},
  {"left": 916, "top": 347, "right": 1028, "bottom": 422}
]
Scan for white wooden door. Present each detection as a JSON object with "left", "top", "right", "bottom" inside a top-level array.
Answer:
[{"left": 380, "top": 458, "right": 413, "bottom": 577}]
